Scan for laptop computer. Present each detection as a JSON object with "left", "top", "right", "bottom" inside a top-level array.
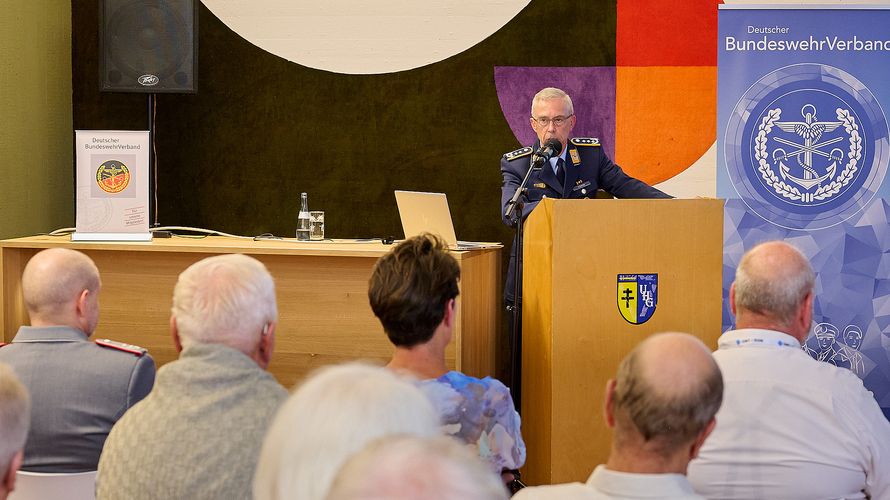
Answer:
[{"left": 394, "top": 190, "right": 484, "bottom": 250}]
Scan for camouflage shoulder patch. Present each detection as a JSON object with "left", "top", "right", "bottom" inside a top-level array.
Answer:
[
  {"left": 570, "top": 137, "right": 601, "bottom": 147},
  {"left": 95, "top": 338, "right": 147, "bottom": 357},
  {"left": 503, "top": 146, "right": 533, "bottom": 161}
]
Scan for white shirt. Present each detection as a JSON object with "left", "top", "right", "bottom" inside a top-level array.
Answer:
[
  {"left": 513, "top": 465, "right": 704, "bottom": 500},
  {"left": 687, "top": 328, "right": 890, "bottom": 500}
]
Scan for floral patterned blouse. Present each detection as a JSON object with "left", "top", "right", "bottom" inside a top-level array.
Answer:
[{"left": 419, "top": 371, "right": 526, "bottom": 472}]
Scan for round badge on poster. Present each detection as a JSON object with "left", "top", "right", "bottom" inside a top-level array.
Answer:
[
  {"left": 96, "top": 159, "right": 131, "bottom": 194},
  {"left": 724, "top": 63, "right": 890, "bottom": 230}
]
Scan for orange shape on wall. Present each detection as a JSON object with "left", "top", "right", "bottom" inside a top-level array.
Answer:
[{"left": 614, "top": 66, "right": 716, "bottom": 185}]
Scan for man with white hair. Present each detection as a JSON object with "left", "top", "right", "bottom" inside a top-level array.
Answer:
[
  {"left": 0, "top": 363, "right": 30, "bottom": 500},
  {"left": 96, "top": 253, "right": 287, "bottom": 500},
  {"left": 253, "top": 363, "right": 441, "bottom": 500},
  {"left": 500, "top": 87, "right": 672, "bottom": 307},
  {"left": 0, "top": 248, "right": 154, "bottom": 472},
  {"left": 500, "top": 87, "right": 672, "bottom": 404},
  {"left": 326, "top": 435, "right": 509, "bottom": 500},
  {"left": 687, "top": 241, "right": 890, "bottom": 499},
  {"left": 513, "top": 333, "right": 722, "bottom": 500}
]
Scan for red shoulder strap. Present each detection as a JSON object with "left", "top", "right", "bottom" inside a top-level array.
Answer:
[{"left": 95, "top": 338, "right": 146, "bottom": 357}]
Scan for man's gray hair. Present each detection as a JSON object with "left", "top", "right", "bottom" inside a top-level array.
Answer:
[
  {"left": 326, "top": 435, "right": 508, "bottom": 500},
  {"left": 531, "top": 87, "right": 574, "bottom": 116},
  {"left": 0, "top": 363, "right": 30, "bottom": 476},
  {"left": 734, "top": 241, "right": 815, "bottom": 326},
  {"left": 612, "top": 333, "right": 723, "bottom": 457},
  {"left": 253, "top": 363, "right": 440, "bottom": 500},
  {"left": 171, "top": 254, "right": 277, "bottom": 352}
]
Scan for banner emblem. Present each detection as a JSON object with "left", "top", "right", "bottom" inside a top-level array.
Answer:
[
  {"left": 96, "top": 160, "right": 130, "bottom": 194},
  {"left": 617, "top": 274, "right": 658, "bottom": 325},
  {"left": 755, "top": 103, "right": 859, "bottom": 203},
  {"left": 724, "top": 63, "right": 889, "bottom": 230}
]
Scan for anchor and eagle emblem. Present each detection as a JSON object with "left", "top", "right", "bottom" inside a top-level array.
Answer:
[{"left": 754, "top": 103, "right": 861, "bottom": 203}]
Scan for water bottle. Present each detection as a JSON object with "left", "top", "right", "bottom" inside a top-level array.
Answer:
[{"left": 297, "top": 192, "right": 310, "bottom": 240}]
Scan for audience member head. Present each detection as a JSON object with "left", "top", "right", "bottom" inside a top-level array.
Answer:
[
  {"left": 368, "top": 233, "right": 460, "bottom": 348},
  {"left": 326, "top": 435, "right": 508, "bottom": 500},
  {"left": 170, "top": 254, "right": 277, "bottom": 368},
  {"left": 21, "top": 248, "right": 101, "bottom": 334},
  {"left": 731, "top": 240, "right": 815, "bottom": 341},
  {"left": 253, "top": 363, "right": 440, "bottom": 500},
  {"left": 606, "top": 332, "right": 723, "bottom": 474},
  {"left": 0, "top": 363, "right": 30, "bottom": 499}
]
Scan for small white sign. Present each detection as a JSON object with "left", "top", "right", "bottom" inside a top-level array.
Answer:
[{"left": 73, "top": 130, "right": 151, "bottom": 241}]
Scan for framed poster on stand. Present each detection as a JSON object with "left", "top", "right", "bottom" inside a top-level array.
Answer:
[{"left": 73, "top": 130, "right": 152, "bottom": 241}]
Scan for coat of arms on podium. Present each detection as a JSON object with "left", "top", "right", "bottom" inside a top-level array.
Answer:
[{"left": 617, "top": 274, "right": 658, "bottom": 325}]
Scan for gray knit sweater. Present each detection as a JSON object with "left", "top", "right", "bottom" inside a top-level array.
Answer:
[{"left": 96, "top": 342, "right": 287, "bottom": 500}]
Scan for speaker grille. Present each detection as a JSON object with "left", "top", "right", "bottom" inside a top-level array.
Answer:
[{"left": 100, "top": 0, "right": 197, "bottom": 93}]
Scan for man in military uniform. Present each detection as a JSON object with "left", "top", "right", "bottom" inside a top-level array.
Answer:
[
  {"left": 0, "top": 248, "right": 155, "bottom": 472},
  {"left": 501, "top": 87, "right": 672, "bottom": 307},
  {"left": 501, "top": 88, "right": 671, "bottom": 404}
]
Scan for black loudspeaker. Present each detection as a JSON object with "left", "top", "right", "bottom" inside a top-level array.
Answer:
[{"left": 100, "top": 0, "right": 198, "bottom": 93}]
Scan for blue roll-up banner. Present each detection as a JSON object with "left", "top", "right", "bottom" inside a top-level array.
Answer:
[{"left": 718, "top": 5, "right": 890, "bottom": 419}]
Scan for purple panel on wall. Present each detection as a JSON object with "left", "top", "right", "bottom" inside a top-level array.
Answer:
[{"left": 493, "top": 66, "right": 616, "bottom": 158}]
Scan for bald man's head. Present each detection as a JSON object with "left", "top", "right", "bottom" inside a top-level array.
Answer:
[
  {"left": 21, "top": 248, "right": 101, "bottom": 332},
  {"left": 610, "top": 333, "right": 723, "bottom": 458},
  {"left": 732, "top": 241, "right": 814, "bottom": 335}
]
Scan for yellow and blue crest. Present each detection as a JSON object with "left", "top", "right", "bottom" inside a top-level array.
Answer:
[{"left": 617, "top": 274, "right": 658, "bottom": 325}]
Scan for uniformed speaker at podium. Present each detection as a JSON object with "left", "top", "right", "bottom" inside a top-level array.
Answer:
[
  {"left": 500, "top": 87, "right": 673, "bottom": 307},
  {"left": 0, "top": 248, "right": 155, "bottom": 473}
]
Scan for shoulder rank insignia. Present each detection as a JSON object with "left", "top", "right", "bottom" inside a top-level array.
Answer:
[
  {"left": 571, "top": 137, "right": 601, "bottom": 147},
  {"left": 96, "top": 338, "right": 147, "bottom": 357},
  {"left": 503, "top": 146, "right": 533, "bottom": 161}
]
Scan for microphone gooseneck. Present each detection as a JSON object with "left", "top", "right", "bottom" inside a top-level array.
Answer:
[{"left": 531, "top": 138, "right": 563, "bottom": 169}]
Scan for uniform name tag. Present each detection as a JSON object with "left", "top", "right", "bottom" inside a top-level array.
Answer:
[{"left": 569, "top": 148, "right": 581, "bottom": 165}]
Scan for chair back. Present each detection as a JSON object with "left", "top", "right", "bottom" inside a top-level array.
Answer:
[{"left": 9, "top": 470, "right": 96, "bottom": 500}]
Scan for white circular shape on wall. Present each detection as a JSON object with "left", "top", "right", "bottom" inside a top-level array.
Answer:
[{"left": 202, "top": 0, "right": 531, "bottom": 74}]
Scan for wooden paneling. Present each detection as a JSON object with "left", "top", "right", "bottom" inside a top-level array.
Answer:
[{"left": 0, "top": 236, "right": 501, "bottom": 389}]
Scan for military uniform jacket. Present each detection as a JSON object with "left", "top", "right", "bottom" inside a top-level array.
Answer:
[
  {"left": 0, "top": 326, "right": 156, "bottom": 472},
  {"left": 500, "top": 138, "right": 671, "bottom": 302}
]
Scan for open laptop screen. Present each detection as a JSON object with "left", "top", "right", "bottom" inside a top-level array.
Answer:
[{"left": 394, "top": 190, "right": 459, "bottom": 247}]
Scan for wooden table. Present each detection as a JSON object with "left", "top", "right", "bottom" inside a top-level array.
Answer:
[{"left": 0, "top": 236, "right": 501, "bottom": 388}]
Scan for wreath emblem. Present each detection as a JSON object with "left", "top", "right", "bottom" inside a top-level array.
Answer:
[{"left": 753, "top": 105, "right": 861, "bottom": 203}]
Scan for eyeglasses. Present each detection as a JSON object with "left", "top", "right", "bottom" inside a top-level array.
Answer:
[{"left": 532, "top": 114, "right": 573, "bottom": 128}]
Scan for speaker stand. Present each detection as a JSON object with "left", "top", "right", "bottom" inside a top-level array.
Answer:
[{"left": 148, "top": 93, "right": 159, "bottom": 227}]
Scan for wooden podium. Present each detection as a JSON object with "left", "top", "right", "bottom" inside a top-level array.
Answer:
[
  {"left": 521, "top": 198, "right": 723, "bottom": 485},
  {"left": 0, "top": 236, "right": 501, "bottom": 388}
]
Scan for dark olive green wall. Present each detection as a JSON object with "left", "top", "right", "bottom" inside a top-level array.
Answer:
[
  {"left": 1, "top": 1, "right": 73, "bottom": 239},
  {"left": 72, "top": 1, "right": 614, "bottom": 243},
  {"left": 72, "top": 1, "right": 614, "bottom": 377}
]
